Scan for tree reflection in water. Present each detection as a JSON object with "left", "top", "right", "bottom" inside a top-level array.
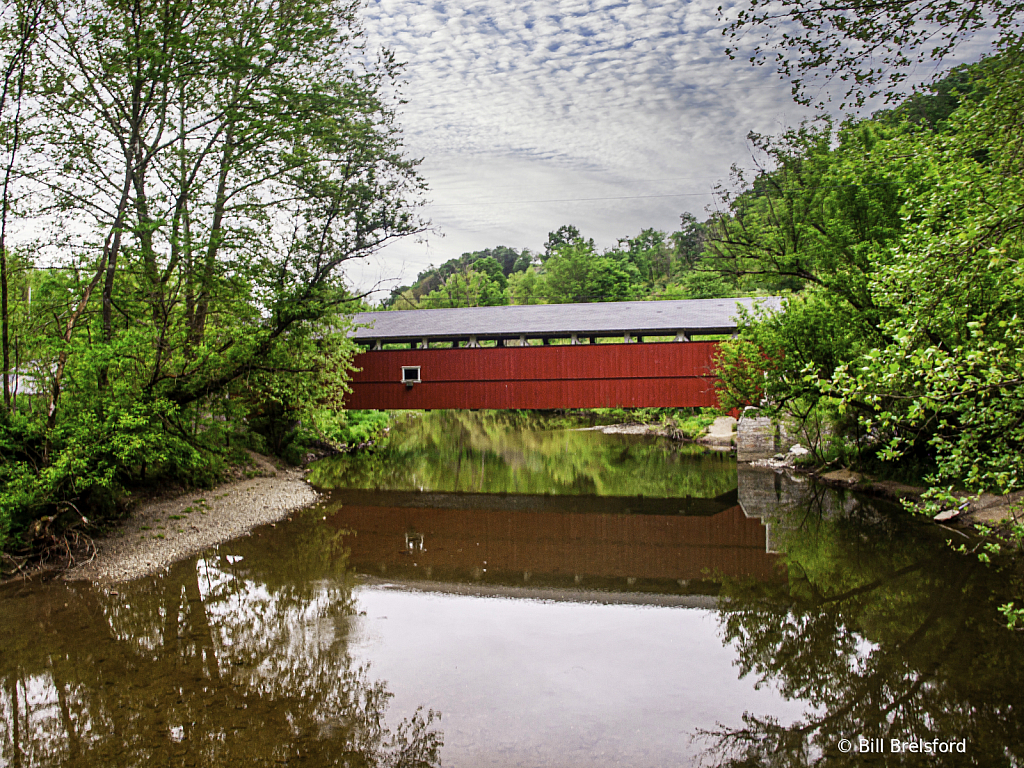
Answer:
[
  {"left": 0, "top": 519, "right": 442, "bottom": 767},
  {"left": 700, "top": 475, "right": 1024, "bottom": 767},
  {"left": 309, "top": 409, "right": 737, "bottom": 499}
]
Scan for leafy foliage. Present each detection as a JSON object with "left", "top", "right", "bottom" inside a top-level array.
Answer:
[
  {"left": 827, "top": 54, "right": 1024, "bottom": 502},
  {"left": 702, "top": 480, "right": 1024, "bottom": 766},
  {"left": 710, "top": 55, "right": 1024, "bottom": 501},
  {"left": 308, "top": 410, "right": 738, "bottom": 499},
  {"left": 722, "top": 0, "right": 1024, "bottom": 107},
  {"left": 0, "top": 0, "right": 425, "bottom": 550},
  {"left": 379, "top": 216, "right": 739, "bottom": 310}
]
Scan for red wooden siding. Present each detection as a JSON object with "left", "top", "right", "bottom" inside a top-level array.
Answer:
[{"left": 345, "top": 341, "right": 723, "bottom": 410}]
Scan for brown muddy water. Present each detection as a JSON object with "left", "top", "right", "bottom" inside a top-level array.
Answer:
[{"left": 2, "top": 411, "right": 1023, "bottom": 767}]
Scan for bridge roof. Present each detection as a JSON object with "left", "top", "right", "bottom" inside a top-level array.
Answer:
[{"left": 350, "top": 296, "right": 781, "bottom": 342}]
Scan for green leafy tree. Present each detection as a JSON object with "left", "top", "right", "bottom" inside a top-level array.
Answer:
[
  {"left": 670, "top": 212, "right": 707, "bottom": 272},
  {"left": 707, "top": 118, "right": 910, "bottom": 319},
  {"left": 662, "top": 271, "right": 735, "bottom": 300},
  {"left": 711, "top": 41, "right": 1024, "bottom": 499},
  {"left": 826, "top": 56, "right": 1024, "bottom": 503},
  {"left": 615, "top": 228, "right": 671, "bottom": 286},
  {"left": 542, "top": 224, "right": 593, "bottom": 261},
  {"left": 511, "top": 249, "right": 535, "bottom": 273},
  {"left": 0, "top": 0, "right": 43, "bottom": 412},
  {"left": 722, "top": 0, "right": 1024, "bottom": 108},
  {"left": 0, "top": 0, "right": 425, "bottom": 550},
  {"left": 541, "top": 240, "right": 641, "bottom": 304},
  {"left": 505, "top": 265, "right": 545, "bottom": 305},
  {"left": 705, "top": 114, "right": 925, "bottom": 447},
  {"left": 420, "top": 266, "right": 506, "bottom": 308},
  {"left": 470, "top": 256, "right": 508, "bottom": 291},
  {"left": 469, "top": 245, "right": 523, "bottom": 276}
]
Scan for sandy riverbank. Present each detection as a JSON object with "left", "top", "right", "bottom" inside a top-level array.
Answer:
[{"left": 64, "top": 455, "right": 323, "bottom": 585}]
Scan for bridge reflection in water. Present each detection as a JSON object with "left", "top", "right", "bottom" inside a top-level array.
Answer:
[{"left": 326, "top": 471, "right": 784, "bottom": 599}]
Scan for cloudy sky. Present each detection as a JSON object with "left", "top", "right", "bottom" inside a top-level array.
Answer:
[{"left": 347, "top": 0, "right": 980, "bottom": 300}]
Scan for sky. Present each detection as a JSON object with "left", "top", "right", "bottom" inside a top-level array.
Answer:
[{"left": 347, "top": 0, "right": 987, "bottom": 301}]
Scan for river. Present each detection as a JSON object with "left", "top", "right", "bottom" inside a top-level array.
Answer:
[{"left": 2, "top": 410, "right": 1022, "bottom": 766}]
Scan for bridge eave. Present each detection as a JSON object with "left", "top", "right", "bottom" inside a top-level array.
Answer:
[{"left": 351, "top": 329, "right": 737, "bottom": 344}]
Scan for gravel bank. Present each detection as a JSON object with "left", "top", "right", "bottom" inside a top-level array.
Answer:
[
  {"left": 65, "top": 463, "right": 322, "bottom": 584},
  {"left": 575, "top": 423, "right": 666, "bottom": 435}
]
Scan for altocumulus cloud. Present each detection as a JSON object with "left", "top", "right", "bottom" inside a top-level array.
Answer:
[{"left": 348, "top": 0, "right": 980, "bottom": 297}]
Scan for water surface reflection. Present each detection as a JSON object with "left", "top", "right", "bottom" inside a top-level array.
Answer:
[
  {"left": 3, "top": 413, "right": 1023, "bottom": 767},
  {"left": 701, "top": 468, "right": 1024, "bottom": 767},
  {"left": 308, "top": 410, "right": 737, "bottom": 498},
  {"left": 0, "top": 523, "right": 441, "bottom": 767}
]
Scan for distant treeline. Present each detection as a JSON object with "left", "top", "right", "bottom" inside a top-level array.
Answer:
[{"left": 380, "top": 217, "right": 735, "bottom": 309}]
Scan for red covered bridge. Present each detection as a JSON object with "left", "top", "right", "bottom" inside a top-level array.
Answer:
[{"left": 344, "top": 297, "right": 779, "bottom": 411}]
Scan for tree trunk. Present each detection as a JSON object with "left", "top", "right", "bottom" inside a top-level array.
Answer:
[{"left": 0, "top": 1, "right": 43, "bottom": 412}]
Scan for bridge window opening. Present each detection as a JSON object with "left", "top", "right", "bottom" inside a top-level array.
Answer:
[
  {"left": 689, "top": 333, "right": 731, "bottom": 342},
  {"left": 401, "top": 366, "right": 421, "bottom": 384}
]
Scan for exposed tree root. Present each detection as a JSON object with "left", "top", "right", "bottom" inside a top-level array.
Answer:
[{"left": 0, "top": 521, "right": 96, "bottom": 585}]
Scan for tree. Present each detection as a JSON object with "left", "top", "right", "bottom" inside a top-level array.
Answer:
[
  {"left": 511, "top": 249, "right": 534, "bottom": 273},
  {"left": 0, "top": 0, "right": 425, "bottom": 550},
  {"left": 706, "top": 119, "right": 909, "bottom": 320},
  {"left": 468, "top": 245, "right": 522, "bottom": 276},
  {"left": 616, "top": 228, "right": 670, "bottom": 285},
  {"left": 722, "top": 0, "right": 1024, "bottom": 107},
  {"left": 711, "top": 55, "right": 1024, "bottom": 501},
  {"left": 420, "top": 265, "right": 506, "bottom": 308},
  {"left": 542, "top": 240, "right": 641, "bottom": 303},
  {"left": 542, "top": 224, "right": 593, "bottom": 261},
  {"left": 0, "top": 0, "right": 44, "bottom": 412},
  {"left": 470, "top": 256, "right": 508, "bottom": 291},
  {"left": 505, "top": 266, "right": 544, "bottom": 305},
  {"left": 826, "top": 56, "right": 1024, "bottom": 503},
  {"left": 663, "top": 270, "right": 734, "bottom": 300},
  {"left": 670, "top": 212, "right": 706, "bottom": 273}
]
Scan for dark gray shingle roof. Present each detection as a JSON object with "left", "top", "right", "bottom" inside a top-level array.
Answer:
[{"left": 350, "top": 297, "right": 781, "bottom": 342}]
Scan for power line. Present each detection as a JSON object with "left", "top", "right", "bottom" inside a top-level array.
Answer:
[
  {"left": 430, "top": 191, "right": 714, "bottom": 207},
  {"left": 425, "top": 177, "right": 916, "bottom": 208}
]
